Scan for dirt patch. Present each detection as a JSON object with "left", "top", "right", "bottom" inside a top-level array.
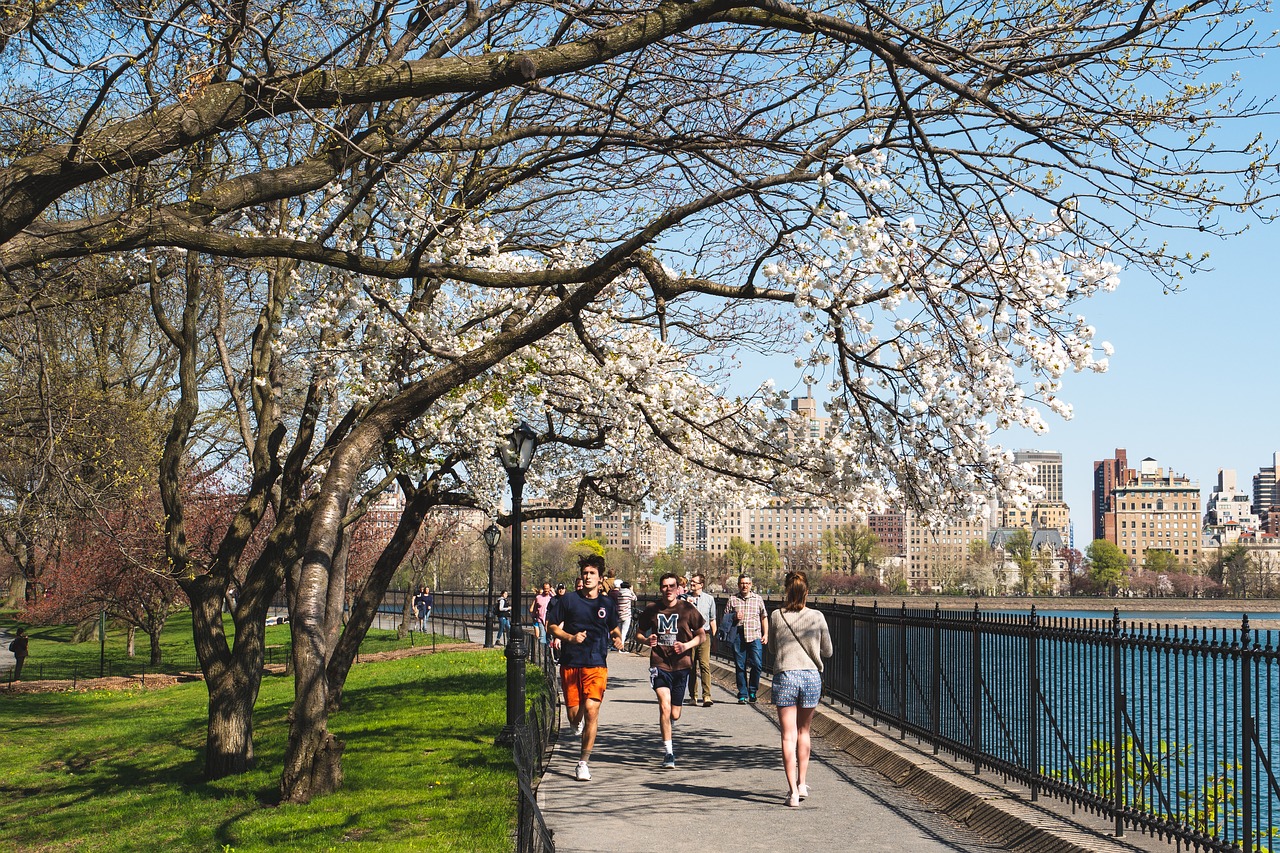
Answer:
[
  {"left": 0, "top": 642, "right": 486, "bottom": 696},
  {"left": 353, "top": 641, "right": 483, "bottom": 663},
  {"left": 0, "top": 673, "right": 191, "bottom": 695}
]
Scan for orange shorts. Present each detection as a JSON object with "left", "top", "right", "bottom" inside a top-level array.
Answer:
[{"left": 561, "top": 666, "right": 608, "bottom": 707}]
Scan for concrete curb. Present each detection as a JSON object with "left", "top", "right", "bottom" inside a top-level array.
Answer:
[{"left": 708, "top": 660, "right": 1142, "bottom": 853}]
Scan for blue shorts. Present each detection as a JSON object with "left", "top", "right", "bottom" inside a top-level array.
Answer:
[
  {"left": 772, "top": 669, "right": 823, "bottom": 708},
  {"left": 649, "top": 667, "right": 690, "bottom": 707}
]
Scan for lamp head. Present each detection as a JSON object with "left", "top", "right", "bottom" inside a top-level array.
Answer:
[
  {"left": 498, "top": 420, "right": 539, "bottom": 473},
  {"left": 483, "top": 523, "right": 502, "bottom": 549}
]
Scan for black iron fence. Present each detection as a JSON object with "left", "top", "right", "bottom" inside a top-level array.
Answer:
[
  {"left": 512, "top": 630, "right": 559, "bottom": 853},
  {"left": 393, "top": 590, "right": 558, "bottom": 851},
  {"left": 1, "top": 660, "right": 181, "bottom": 686},
  {"left": 707, "top": 598, "right": 1280, "bottom": 853}
]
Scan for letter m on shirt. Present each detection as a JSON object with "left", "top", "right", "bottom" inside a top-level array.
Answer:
[{"left": 657, "top": 613, "right": 679, "bottom": 635}]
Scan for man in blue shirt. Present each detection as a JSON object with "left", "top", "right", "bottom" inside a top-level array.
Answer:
[{"left": 548, "top": 555, "right": 622, "bottom": 782}]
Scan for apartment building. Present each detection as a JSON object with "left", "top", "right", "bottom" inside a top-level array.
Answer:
[
  {"left": 902, "top": 506, "right": 995, "bottom": 592},
  {"left": 1204, "top": 468, "right": 1260, "bottom": 545},
  {"left": 1253, "top": 452, "right": 1280, "bottom": 519},
  {"left": 1104, "top": 457, "right": 1201, "bottom": 566},
  {"left": 524, "top": 500, "right": 668, "bottom": 556},
  {"left": 1092, "top": 448, "right": 1130, "bottom": 543}
]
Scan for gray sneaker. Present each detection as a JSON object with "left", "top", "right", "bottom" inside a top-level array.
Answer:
[{"left": 661, "top": 752, "right": 676, "bottom": 769}]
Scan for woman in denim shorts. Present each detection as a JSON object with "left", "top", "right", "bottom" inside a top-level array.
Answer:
[{"left": 768, "top": 571, "right": 832, "bottom": 808}]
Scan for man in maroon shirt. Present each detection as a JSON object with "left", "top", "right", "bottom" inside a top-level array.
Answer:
[{"left": 635, "top": 572, "right": 706, "bottom": 768}]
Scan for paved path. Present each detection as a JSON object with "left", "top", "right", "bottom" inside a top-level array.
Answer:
[
  {"left": 538, "top": 651, "right": 1002, "bottom": 853},
  {"left": 0, "top": 628, "right": 12, "bottom": 673}
]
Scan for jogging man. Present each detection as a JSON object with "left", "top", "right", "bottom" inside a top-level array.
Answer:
[
  {"left": 548, "top": 555, "right": 622, "bottom": 782},
  {"left": 636, "top": 572, "right": 706, "bottom": 768}
]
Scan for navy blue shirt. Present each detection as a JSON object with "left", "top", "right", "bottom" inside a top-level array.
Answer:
[{"left": 550, "top": 591, "right": 619, "bottom": 668}]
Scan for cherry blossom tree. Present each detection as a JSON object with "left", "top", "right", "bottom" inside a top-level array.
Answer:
[{"left": 0, "top": 0, "right": 1275, "bottom": 802}]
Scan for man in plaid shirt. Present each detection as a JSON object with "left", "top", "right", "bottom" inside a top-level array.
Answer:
[{"left": 727, "top": 574, "right": 768, "bottom": 703}]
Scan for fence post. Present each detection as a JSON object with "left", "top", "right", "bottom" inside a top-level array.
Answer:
[
  {"left": 899, "top": 602, "right": 908, "bottom": 740},
  {"left": 869, "top": 601, "right": 880, "bottom": 723},
  {"left": 931, "top": 603, "right": 941, "bottom": 755},
  {"left": 1028, "top": 605, "right": 1039, "bottom": 803},
  {"left": 1241, "top": 614, "right": 1253, "bottom": 853},
  {"left": 972, "top": 603, "right": 981, "bottom": 775},
  {"left": 1112, "top": 608, "right": 1124, "bottom": 838}
]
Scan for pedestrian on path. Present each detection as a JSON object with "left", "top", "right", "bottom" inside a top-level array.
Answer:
[
  {"left": 635, "top": 572, "right": 706, "bottom": 769},
  {"left": 609, "top": 580, "right": 636, "bottom": 651},
  {"left": 413, "top": 586, "right": 432, "bottom": 632},
  {"left": 495, "top": 591, "right": 511, "bottom": 645},
  {"left": 9, "top": 627, "right": 29, "bottom": 681},
  {"left": 727, "top": 574, "right": 768, "bottom": 703},
  {"left": 548, "top": 555, "right": 622, "bottom": 782},
  {"left": 769, "top": 570, "right": 832, "bottom": 808},
  {"left": 531, "top": 582, "right": 553, "bottom": 645},
  {"left": 684, "top": 573, "right": 716, "bottom": 706}
]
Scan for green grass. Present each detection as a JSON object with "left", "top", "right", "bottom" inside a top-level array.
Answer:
[
  {"left": 0, "top": 648, "right": 517, "bottom": 852},
  {"left": 0, "top": 610, "right": 461, "bottom": 680}
]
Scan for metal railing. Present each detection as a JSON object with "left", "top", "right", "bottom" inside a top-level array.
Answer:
[
  {"left": 709, "top": 599, "right": 1280, "bottom": 853},
  {"left": 1, "top": 660, "right": 177, "bottom": 685},
  {"left": 513, "top": 630, "right": 559, "bottom": 853}
]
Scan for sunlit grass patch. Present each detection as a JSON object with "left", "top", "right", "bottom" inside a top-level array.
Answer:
[{"left": 0, "top": 648, "right": 514, "bottom": 852}]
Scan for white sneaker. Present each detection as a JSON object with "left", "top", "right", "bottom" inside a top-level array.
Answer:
[
  {"left": 575, "top": 761, "right": 591, "bottom": 781},
  {"left": 573, "top": 720, "right": 584, "bottom": 737}
]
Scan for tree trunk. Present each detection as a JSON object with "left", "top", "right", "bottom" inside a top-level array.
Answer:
[
  {"left": 4, "top": 575, "right": 25, "bottom": 608},
  {"left": 205, "top": 665, "right": 259, "bottom": 777},
  {"left": 183, "top": 573, "right": 271, "bottom": 780},
  {"left": 127, "top": 625, "right": 137, "bottom": 658},
  {"left": 279, "top": 723, "right": 345, "bottom": 804},
  {"left": 278, "top": 410, "right": 415, "bottom": 802},
  {"left": 280, "top": 574, "right": 346, "bottom": 803},
  {"left": 279, "top": 293, "right": 595, "bottom": 800},
  {"left": 148, "top": 628, "right": 163, "bottom": 666},
  {"left": 326, "top": 484, "right": 434, "bottom": 711},
  {"left": 280, "top": 463, "right": 353, "bottom": 803}
]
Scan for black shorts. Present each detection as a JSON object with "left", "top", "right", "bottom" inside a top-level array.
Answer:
[{"left": 649, "top": 667, "right": 691, "bottom": 707}]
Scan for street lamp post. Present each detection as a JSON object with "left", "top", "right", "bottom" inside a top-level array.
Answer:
[
  {"left": 497, "top": 420, "right": 539, "bottom": 746},
  {"left": 483, "top": 523, "right": 501, "bottom": 648}
]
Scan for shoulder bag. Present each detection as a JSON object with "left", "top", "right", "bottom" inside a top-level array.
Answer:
[{"left": 778, "top": 610, "right": 824, "bottom": 698}]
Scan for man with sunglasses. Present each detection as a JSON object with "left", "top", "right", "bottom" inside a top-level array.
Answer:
[
  {"left": 684, "top": 574, "right": 717, "bottom": 706},
  {"left": 635, "top": 572, "right": 706, "bottom": 769}
]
